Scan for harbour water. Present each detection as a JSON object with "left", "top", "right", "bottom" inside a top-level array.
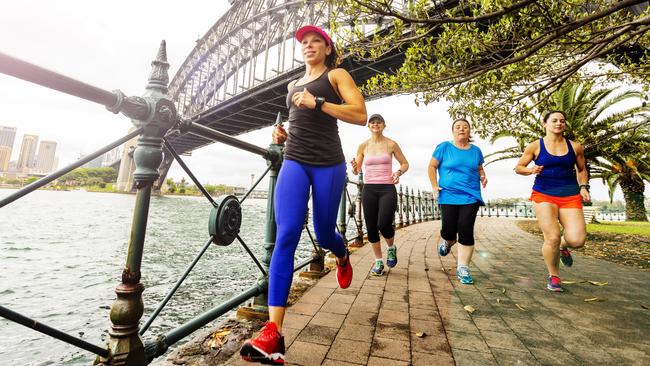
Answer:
[{"left": 0, "top": 189, "right": 313, "bottom": 365}]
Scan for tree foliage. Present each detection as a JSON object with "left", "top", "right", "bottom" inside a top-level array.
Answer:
[
  {"left": 329, "top": 0, "right": 650, "bottom": 136},
  {"left": 485, "top": 81, "right": 650, "bottom": 220}
]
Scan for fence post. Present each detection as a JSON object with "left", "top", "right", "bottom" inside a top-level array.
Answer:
[
  {"left": 418, "top": 190, "right": 422, "bottom": 223},
  {"left": 398, "top": 185, "right": 404, "bottom": 228},
  {"left": 97, "top": 42, "right": 177, "bottom": 366}
]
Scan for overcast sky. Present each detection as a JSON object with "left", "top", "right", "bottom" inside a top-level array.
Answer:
[{"left": 0, "top": 0, "right": 637, "bottom": 202}]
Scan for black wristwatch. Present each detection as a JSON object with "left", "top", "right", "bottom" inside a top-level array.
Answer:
[
  {"left": 314, "top": 96, "right": 326, "bottom": 111},
  {"left": 579, "top": 184, "right": 590, "bottom": 191}
]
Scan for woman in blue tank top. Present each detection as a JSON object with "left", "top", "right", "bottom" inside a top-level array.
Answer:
[
  {"left": 515, "top": 111, "right": 590, "bottom": 292},
  {"left": 240, "top": 25, "right": 367, "bottom": 365}
]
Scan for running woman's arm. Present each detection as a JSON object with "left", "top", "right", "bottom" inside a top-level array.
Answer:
[
  {"left": 428, "top": 157, "right": 442, "bottom": 200},
  {"left": 392, "top": 141, "right": 409, "bottom": 176},
  {"left": 325, "top": 68, "right": 367, "bottom": 125},
  {"left": 478, "top": 165, "right": 488, "bottom": 187},
  {"left": 573, "top": 142, "right": 591, "bottom": 202},
  {"left": 515, "top": 141, "right": 543, "bottom": 175}
]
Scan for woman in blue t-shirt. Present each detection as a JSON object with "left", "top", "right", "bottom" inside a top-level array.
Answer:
[{"left": 427, "top": 118, "right": 487, "bottom": 284}]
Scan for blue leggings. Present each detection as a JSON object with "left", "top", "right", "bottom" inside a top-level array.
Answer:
[{"left": 268, "top": 159, "right": 347, "bottom": 307}]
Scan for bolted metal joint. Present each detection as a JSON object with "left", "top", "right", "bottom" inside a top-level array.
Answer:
[{"left": 209, "top": 195, "right": 242, "bottom": 246}]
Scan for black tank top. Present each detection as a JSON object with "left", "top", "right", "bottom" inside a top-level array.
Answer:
[{"left": 284, "top": 69, "right": 344, "bottom": 165}]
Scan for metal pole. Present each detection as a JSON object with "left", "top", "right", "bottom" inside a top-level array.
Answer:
[
  {"left": 139, "top": 236, "right": 215, "bottom": 335},
  {"left": 252, "top": 126, "right": 283, "bottom": 307},
  {"left": 0, "top": 305, "right": 109, "bottom": 358},
  {"left": 96, "top": 41, "right": 177, "bottom": 366}
]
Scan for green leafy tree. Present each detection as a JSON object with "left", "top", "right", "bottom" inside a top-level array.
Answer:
[
  {"left": 165, "top": 178, "right": 177, "bottom": 193},
  {"left": 330, "top": 0, "right": 650, "bottom": 136},
  {"left": 178, "top": 177, "right": 187, "bottom": 194}
]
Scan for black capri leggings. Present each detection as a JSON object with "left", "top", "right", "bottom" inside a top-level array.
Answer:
[
  {"left": 440, "top": 202, "right": 480, "bottom": 246},
  {"left": 362, "top": 184, "right": 397, "bottom": 243}
]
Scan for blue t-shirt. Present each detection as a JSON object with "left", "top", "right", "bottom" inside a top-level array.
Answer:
[{"left": 432, "top": 141, "right": 485, "bottom": 205}]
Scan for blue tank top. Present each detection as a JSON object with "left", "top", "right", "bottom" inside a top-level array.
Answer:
[{"left": 532, "top": 138, "right": 580, "bottom": 197}]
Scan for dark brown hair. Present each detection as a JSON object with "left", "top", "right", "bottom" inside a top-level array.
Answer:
[
  {"left": 325, "top": 42, "right": 339, "bottom": 68},
  {"left": 452, "top": 118, "right": 473, "bottom": 142},
  {"left": 543, "top": 110, "right": 566, "bottom": 123}
]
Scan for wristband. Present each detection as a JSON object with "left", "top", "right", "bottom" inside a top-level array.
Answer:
[
  {"left": 397, "top": 169, "right": 403, "bottom": 176},
  {"left": 314, "top": 96, "right": 325, "bottom": 111},
  {"left": 579, "top": 184, "right": 590, "bottom": 191}
]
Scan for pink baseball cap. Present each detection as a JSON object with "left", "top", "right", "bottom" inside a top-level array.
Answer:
[{"left": 295, "top": 25, "right": 332, "bottom": 45}]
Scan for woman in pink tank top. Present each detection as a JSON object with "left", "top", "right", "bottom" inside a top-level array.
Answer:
[{"left": 350, "top": 113, "right": 409, "bottom": 275}]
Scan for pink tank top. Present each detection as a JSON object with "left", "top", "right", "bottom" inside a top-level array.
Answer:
[{"left": 364, "top": 146, "right": 394, "bottom": 184}]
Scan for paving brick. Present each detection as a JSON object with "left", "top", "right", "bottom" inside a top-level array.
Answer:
[
  {"left": 295, "top": 323, "right": 338, "bottom": 345},
  {"left": 337, "top": 322, "right": 374, "bottom": 342},
  {"left": 286, "top": 301, "right": 321, "bottom": 316},
  {"left": 376, "top": 308, "right": 409, "bottom": 325},
  {"left": 411, "top": 351, "right": 455, "bottom": 366},
  {"left": 366, "top": 356, "right": 409, "bottom": 366},
  {"left": 309, "top": 311, "right": 346, "bottom": 328},
  {"left": 285, "top": 340, "right": 329, "bottom": 366},
  {"left": 327, "top": 337, "right": 371, "bottom": 364},
  {"left": 374, "top": 321, "right": 410, "bottom": 341},
  {"left": 283, "top": 312, "right": 312, "bottom": 331},
  {"left": 345, "top": 310, "right": 378, "bottom": 327},
  {"left": 452, "top": 349, "right": 498, "bottom": 366},
  {"left": 371, "top": 336, "right": 410, "bottom": 361}
]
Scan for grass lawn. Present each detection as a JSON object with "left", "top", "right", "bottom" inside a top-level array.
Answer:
[{"left": 588, "top": 221, "right": 650, "bottom": 237}]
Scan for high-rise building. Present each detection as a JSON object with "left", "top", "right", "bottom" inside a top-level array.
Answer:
[
  {"left": 17, "top": 134, "right": 39, "bottom": 171},
  {"left": 0, "top": 146, "right": 11, "bottom": 171},
  {"left": 35, "top": 140, "right": 57, "bottom": 173},
  {"left": 0, "top": 126, "right": 17, "bottom": 150}
]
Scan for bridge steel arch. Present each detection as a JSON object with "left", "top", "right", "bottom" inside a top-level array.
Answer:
[
  {"left": 165, "top": 0, "right": 407, "bottom": 152},
  {"left": 135, "top": 0, "right": 409, "bottom": 191}
]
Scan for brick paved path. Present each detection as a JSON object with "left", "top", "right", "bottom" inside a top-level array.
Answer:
[{"left": 227, "top": 218, "right": 650, "bottom": 365}]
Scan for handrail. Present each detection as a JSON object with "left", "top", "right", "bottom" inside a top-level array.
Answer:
[{"left": 0, "top": 305, "right": 109, "bottom": 358}]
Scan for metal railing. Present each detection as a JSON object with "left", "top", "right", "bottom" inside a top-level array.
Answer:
[{"left": 0, "top": 44, "right": 438, "bottom": 365}]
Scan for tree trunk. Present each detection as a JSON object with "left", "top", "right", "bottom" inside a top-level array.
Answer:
[{"left": 621, "top": 177, "right": 648, "bottom": 222}]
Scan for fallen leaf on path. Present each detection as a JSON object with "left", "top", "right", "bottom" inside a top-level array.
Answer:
[
  {"left": 463, "top": 305, "right": 476, "bottom": 314},
  {"left": 515, "top": 303, "right": 526, "bottom": 311},
  {"left": 501, "top": 288, "right": 507, "bottom": 294},
  {"left": 562, "top": 280, "right": 578, "bottom": 284},
  {"left": 641, "top": 304, "right": 649, "bottom": 310},
  {"left": 584, "top": 297, "right": 604, "bottom": 302},
  {"left": 415, "top": 332, "right": 427, "bottom": 338},
  {"left": 496, "top": 299, "right": 501, "bottom": 304},
  {"left": 588, "top": 281, "right": 609, "bottom": 286}
]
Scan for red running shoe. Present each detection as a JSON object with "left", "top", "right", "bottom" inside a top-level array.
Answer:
[
  {"left": 336, "top": 249, "right": 353, "bottom": 289},
  {"left": 240, "top": 321, "right": 285, "bottom": 364}
]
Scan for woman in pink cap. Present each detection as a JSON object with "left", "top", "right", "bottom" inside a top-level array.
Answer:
[{"left": 241, "top": 25, "right": 367, "bottom": 364}]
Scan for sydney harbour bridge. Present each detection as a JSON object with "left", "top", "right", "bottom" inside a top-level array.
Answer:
[{"left": 116, "top": 0, "right": 410, "bottom": 191}]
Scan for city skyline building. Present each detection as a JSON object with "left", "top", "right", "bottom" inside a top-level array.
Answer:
[
  {"left": 0, "top": 126, "right": 17, "bottom": 151},
  {"left": 16, "top": 134, "right": 38, "bottom": 171},
  {"left": 35, "top": 140, "right": 57, "bottom": 173},
  {"left": 0, "top": 146, "right": 11, "bottom": 171}
]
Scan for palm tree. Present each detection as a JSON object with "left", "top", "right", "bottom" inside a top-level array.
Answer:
[
  {"left": 486, "top": 82, "right": 650, "bottom": 220},
  {"left": 591, "top": 153, "right": 650, "bottom": 221}
]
